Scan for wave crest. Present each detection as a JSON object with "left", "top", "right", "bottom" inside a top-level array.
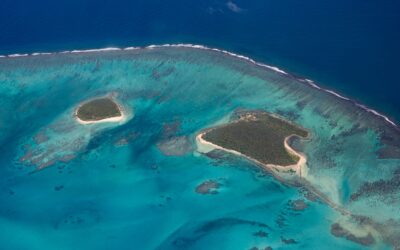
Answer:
[{"left": 0, "top": 43, "right": 397, "bottom": 128}]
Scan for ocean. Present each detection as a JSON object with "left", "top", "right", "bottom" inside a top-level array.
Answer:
[{"left": 1, "top": 0, "right": 399, "bottom": 121}]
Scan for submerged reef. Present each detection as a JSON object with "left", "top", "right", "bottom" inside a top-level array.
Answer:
[
  {"left": 195, "top": 180, "right": 221, "bottom": 195},
  {"left": 0, "top": 45, "right": 399, "bottom": 249},
  {"left": 350, "top": 167, "right": 400, "bottom": 202},
  {"left": 330, "top": 223, "right": 375, "bottom": 246}
]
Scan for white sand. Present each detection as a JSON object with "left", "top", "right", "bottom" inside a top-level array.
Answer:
[{"left": 75, "top": 114, "right": 126, "bottom": 125}]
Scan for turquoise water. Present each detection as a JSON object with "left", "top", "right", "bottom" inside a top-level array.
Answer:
[{"left": 0, "top": 47, "right": 399, "bottom": 249}]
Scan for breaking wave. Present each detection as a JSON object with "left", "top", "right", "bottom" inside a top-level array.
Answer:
[{"left": 0, "top": 43, "right": 397, "bottom": 128}]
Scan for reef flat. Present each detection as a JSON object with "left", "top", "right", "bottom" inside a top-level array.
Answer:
[{"left": 0, "top": 45, "right": 399, "bottom": 249}]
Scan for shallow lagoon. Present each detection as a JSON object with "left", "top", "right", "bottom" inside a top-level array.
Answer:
[{"left": 0, "top": 46, "right": 399, "bottom": 249}]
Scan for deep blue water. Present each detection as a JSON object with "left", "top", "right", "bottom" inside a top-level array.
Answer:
[{"left": 1, "top": 0, "right": 400, "bottom": 122}]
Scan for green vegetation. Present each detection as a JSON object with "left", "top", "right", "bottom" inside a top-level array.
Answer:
[
  {"left": 202, "top": 111, "right": 308, "bottom": 166},
  {"left": 76, "top": 97, "right": 121, "bottom": 121}
]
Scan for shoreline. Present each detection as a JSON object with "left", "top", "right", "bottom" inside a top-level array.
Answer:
[
  {"left": 0, "top": 43, "right": 397, "bottom": 129},
  {"left": 75, "top": 115, "right": 126, "bottom": 125},
  {"left": 196, "top": 127, "right": 343, "bottom": 209},
  {"left": 196, "top": 130, "right": 307, "bottom": 177}
]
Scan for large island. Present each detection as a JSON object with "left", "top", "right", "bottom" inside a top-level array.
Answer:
[{"left": 198, "top": 111, "right": 309, "bottom": 174}]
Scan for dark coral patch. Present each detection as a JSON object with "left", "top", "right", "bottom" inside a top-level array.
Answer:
[
  {"left": 330, "top": 223, "right": 375, "bottom": 246},
  {"left": 195, "top": 180, "right": 220, "bottom": 195},
  {"left": 350, "top": 168, "right": 400, "bottom": 202}
]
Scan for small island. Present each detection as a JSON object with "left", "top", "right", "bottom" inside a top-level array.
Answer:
[
  {"left": 75, "top": 97, "right": 124, "bottom": 124},
  {"left": 197, "top": 111, "right": 308, "bottom": 174}
]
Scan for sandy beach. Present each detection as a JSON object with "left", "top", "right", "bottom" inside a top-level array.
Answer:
[{"left": 75, "top": 115, "right": 126, "bottom": 125}]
